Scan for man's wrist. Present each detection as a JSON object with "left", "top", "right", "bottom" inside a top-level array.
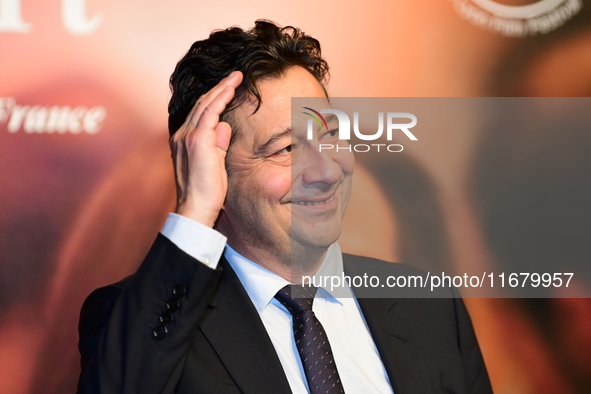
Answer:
[{"left": 176, "top": 202, "right": 220, "bottom": 228}]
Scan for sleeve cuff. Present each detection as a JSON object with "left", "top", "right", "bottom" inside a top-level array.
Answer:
[{"left": 160, "top": 213, "right": 227, "bottom": 269}]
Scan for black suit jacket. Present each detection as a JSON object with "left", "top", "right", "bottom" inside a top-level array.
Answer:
[{"left": 77, "top": 234, "right": 492, "bottom": 393}]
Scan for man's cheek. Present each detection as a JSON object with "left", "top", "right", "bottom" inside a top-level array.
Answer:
[
  {"left": 264, "top": 172, "right": 292, "bottom": 198},
  {"left": 339, "top": 151, "right": 356, "bottom": 174}
]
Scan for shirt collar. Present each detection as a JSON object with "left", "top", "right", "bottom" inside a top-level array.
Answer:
[{"left": 224, "top": 243, "right": 346, "bottom": 313}]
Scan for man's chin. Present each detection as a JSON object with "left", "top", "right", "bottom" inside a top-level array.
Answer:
[{"left": 289, "top": 229, "right": 341, "bottom": 251}]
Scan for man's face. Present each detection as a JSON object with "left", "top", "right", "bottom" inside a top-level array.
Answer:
[{"left": 218, "top": 66, "right": 354, "bottom": 270}]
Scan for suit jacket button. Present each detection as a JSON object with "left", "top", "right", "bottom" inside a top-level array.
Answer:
[
  {"left": 172, "top": 284, "right": 187, "bottom": 297},
  {"left": 159, "top": 311, "right": 174, "bottom": 325},
  {"left": 166, "top": 298, "right": 181, "bottom": 311},
  {"left": 153, "top": 325, "right": 168, "bottom": 339}
]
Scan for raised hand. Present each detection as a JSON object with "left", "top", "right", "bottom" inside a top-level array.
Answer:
[{"left": 169, "top": 71, "right": 243, "bottom": 227}]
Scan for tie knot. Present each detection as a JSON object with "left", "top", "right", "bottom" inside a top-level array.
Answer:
[{"left": 274, "top": 285, "right": 317, "bottom": 315}]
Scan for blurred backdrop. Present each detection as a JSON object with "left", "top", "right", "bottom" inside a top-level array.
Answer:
[{"left": 1, "top": 0, "right": 591, "bottom": 393}]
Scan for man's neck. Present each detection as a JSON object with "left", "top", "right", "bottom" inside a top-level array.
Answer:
[
  {"left": 226, "top": 240, "right": 327, "bottom": 283},
  {"left": 215, "top": 214, "right": 329, "bottom": 282}
]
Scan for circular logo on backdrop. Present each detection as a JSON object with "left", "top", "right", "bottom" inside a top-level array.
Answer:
[{"left": 450, "top": 0, "right": 583, "bottom": 37}]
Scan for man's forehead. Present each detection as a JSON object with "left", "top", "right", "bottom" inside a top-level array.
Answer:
[{"left": 228, "top": 68, "right": 329, "bottom": 144}]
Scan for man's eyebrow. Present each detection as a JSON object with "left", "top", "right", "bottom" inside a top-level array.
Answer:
[
  {"left": 323, "top": 113, "right": 338, "bottom": 125},
  {"left": 255, "top": 128, "right": 292, "bottom": 156}
]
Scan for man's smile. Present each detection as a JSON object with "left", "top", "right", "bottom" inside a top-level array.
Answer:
[{"left": 291, "top": 194, "right": 336, "bottom": 206}]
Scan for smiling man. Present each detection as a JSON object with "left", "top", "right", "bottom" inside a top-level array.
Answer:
[
  {"left": 77, "top": 20, "right": 492, "bottom": 394},
  {"left": 216, "top": 70, "right": 353, "bottom": 282}
]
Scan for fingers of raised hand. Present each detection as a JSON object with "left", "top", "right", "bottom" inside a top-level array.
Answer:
[
  {"left": 186, "top": 71, "right": 243, "bottom": 129},
  {"left": 170, "top": 71, "right": 242, "bottom": 151}
]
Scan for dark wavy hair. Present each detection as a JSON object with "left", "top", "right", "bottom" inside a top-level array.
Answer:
[{"left": 168, "top": 19, "right": 329, "bottom": 136}]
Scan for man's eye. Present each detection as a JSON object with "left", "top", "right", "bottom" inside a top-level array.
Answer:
[
  {"left": 322, "top": 129, "right": 338, "bottom": 138},
  {"left": 274, "top": 145, "right": 293, "bottom": 156}
]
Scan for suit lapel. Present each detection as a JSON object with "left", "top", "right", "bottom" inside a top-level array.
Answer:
[
  {"left": 344, "top": 255, "right": 432, "bottom": 394},
  {"left": 356, "top": 297, "right": 432, "bottom": 394},
  {"left": 199, "top": 257, "right": 292, "bottom": 394}
]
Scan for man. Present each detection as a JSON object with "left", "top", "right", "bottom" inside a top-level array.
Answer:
[{"left": 77, "top": 20, "right": 492, "bottom": 393}]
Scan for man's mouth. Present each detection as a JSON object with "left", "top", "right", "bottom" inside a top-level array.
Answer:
[{"left": 291, "top": 194, "right": 335, "bottom": 206}]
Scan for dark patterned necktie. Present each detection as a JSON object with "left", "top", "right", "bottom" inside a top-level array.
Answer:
[{"left": 274, "top": 285, "right": 345, "bottom": 394}]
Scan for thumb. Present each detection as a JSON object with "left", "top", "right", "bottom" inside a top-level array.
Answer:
[{"left": 215, "top": 121, "right": 232, "bottom": 152}]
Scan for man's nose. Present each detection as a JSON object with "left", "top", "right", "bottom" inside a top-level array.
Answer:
[{"left": 300, "top": 149, "right": 343, "bottom": 186}]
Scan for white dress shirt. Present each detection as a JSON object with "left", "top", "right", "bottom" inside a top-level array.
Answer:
[{"left": 161, "top": 213, "right": 393, "bottom": 394}]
